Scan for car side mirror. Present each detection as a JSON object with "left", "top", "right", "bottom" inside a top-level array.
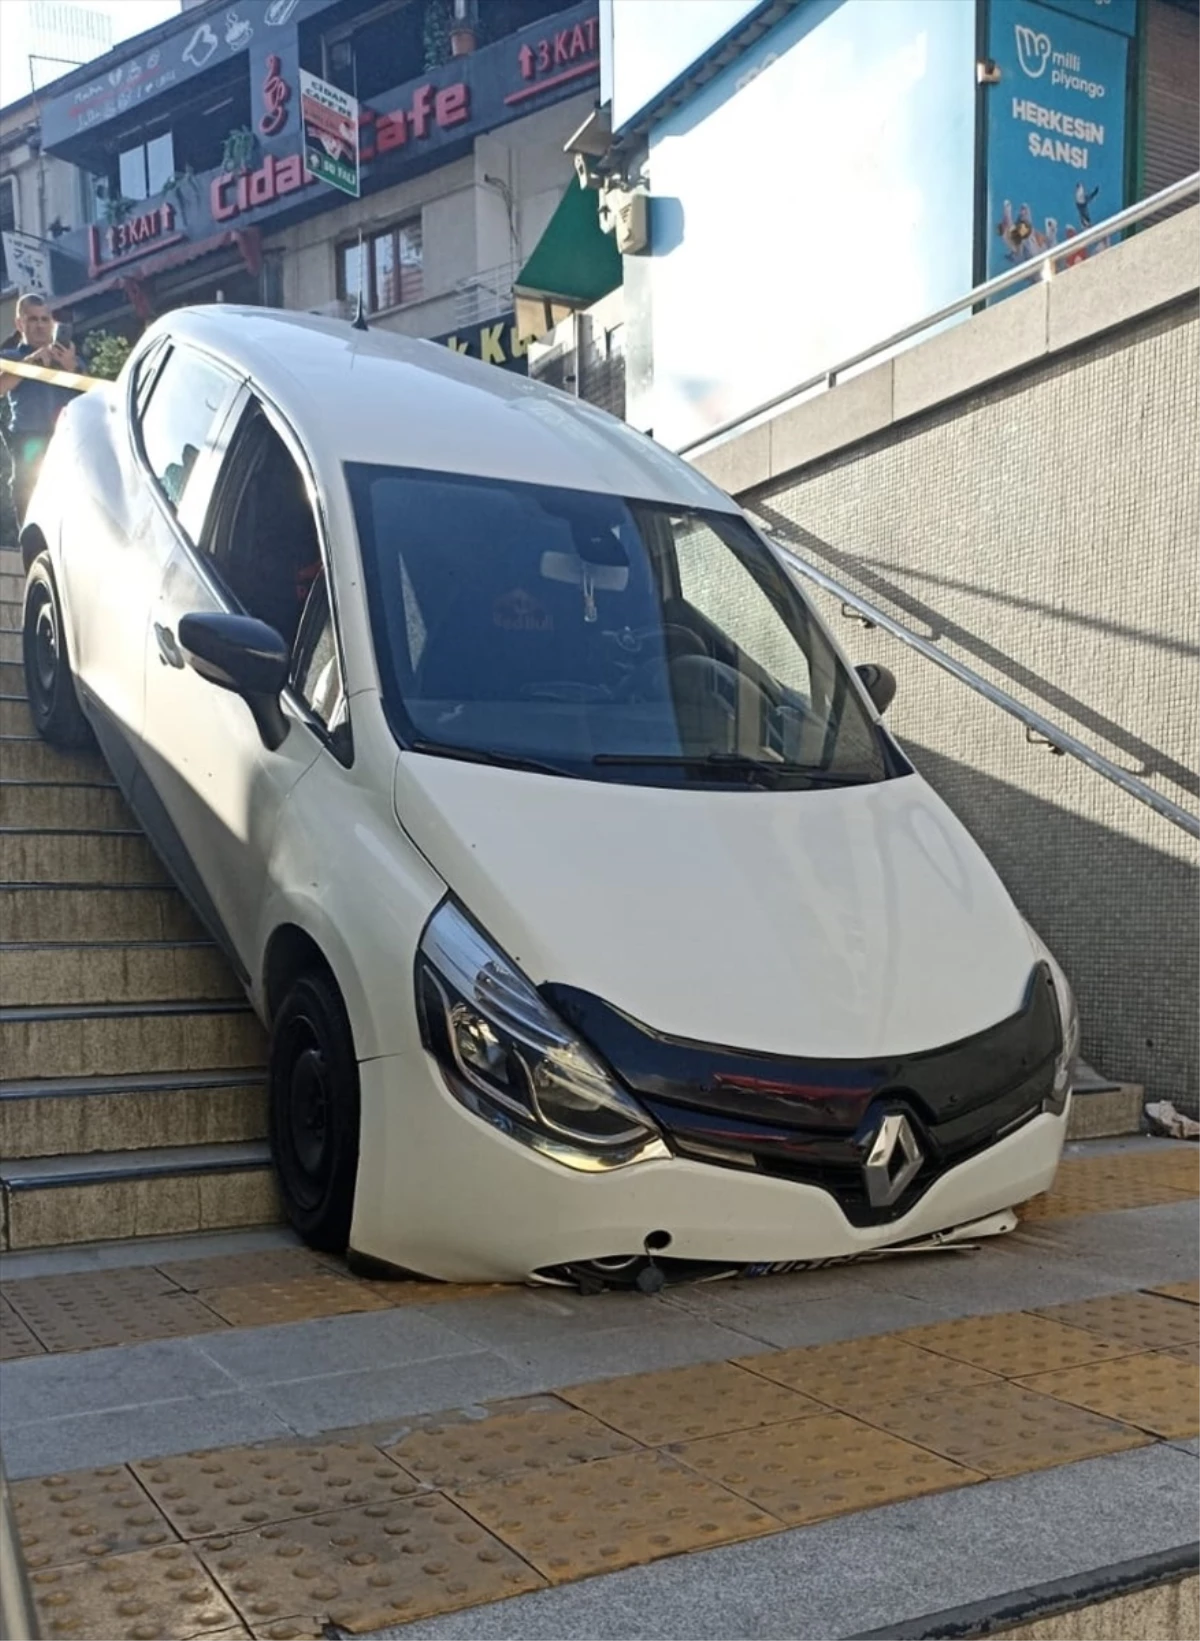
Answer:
[
  {"left": 855, "top": 662, "right": 897, "bottom": 716},
  {"left": 178, "top": 611, "right": 290, "bottom": 750}
]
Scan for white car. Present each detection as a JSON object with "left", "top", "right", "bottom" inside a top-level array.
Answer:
[{"left": 20, "top": 307, "right": 1077, "bottom": 1286}]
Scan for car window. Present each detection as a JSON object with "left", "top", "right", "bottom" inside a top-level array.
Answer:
[
  {"left": 137, "top": 347, "right": 236, "bottom": 513},
  {"left": 292, "top": 572, "right": 346, "bottom": 735}
]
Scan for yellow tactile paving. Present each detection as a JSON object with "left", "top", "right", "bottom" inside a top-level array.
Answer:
[
  {"left": 1019, "top": 1148, "right": 1198, "bottom": 1221},
  {"left": 860, "top": 1379, "right": 1153, "bottom": 1476},
  {"left": 198, "top": 1494, "right": 543, "bottom": 1634},
  {"left": 1017, "top": 1352, "right": 1200, "bottom": 1440},
  {"left": 0, "top": 1293, "right": 45, "bottom": 1360},
  {"left": 668, "top": 1411, "right": 982, "bottom": 1525},
  {"left": 384, "top": 1405, "right": 641, "bottom": 1489},
  {"left": 28, "top": 1542, "right": 240, "bottom": 1640},
  {"left": 451, "top": 1448, "right": 779, "bottom": 1583},
  {"left": 133, "top": 1443, "right": 422, "bottom": 1539},
  {"left": 1149, "top": 1279, "right": 1200, "bottom": 1307},
  {"left": 196, "top": 1275, "right": 395, "bottom": 1328},
  {"left": 155, "top": 1250, "right": 336, "bottom": 1292},
  {"left": 558, "top": 1359, "right": 827, "bottom": 1444},
  {"left": 1034, "top": 1292, "right": 1200, "bottom": 1361},
  {"left": 897, "top": 1311, "right": 1137, "bottom": 1377},
  {"left": 733, "top": 1333, "right": 998, "bottom": 1414},
  {"left": 4, "top": 1269, "right": 226, "bottom": 1354},
  {"left": 13, "top": 1469, "right": 176, "bottom": 1569}
]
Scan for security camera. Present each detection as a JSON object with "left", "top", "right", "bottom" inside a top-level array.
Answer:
[{"left": 574, "top": 151, "right": 606, "bottom": 190}]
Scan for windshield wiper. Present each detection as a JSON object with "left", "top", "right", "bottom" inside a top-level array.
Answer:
[
  {"left": 591, "top": 752, "right": 875, "bottom": 786},
  {"left": 408, "top": 739, "right": 571, "bottom": 778}
]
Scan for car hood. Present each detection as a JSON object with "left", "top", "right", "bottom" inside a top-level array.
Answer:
[{"left": 393, "top": 756, "right": 1038, "bottom": 1060}]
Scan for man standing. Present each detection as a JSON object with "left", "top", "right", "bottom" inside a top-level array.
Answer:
[{"left": 0, "top": 293, "right": 79, "bottom": 528}]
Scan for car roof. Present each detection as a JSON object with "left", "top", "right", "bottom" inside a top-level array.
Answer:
[{"left": 147, "top": 306, "right": 738, "bottom": 514}]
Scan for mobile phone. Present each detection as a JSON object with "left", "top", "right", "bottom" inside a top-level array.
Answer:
[{"left": 52, "top": 321, "right": 73, "bottom": 345}]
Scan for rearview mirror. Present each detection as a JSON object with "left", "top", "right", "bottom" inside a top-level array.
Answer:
[
  {"left": 178, "top": 611, "right": 290, "bottom": 750},
  {"left": 540, "top": 550, "right": 629, "bottom": 593},
  {"left": 855, "top": 662, "right": 897, "bottom": 716}
]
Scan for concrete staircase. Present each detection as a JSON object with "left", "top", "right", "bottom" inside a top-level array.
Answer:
[{"left": 0, "top": 548, "right": 279, "bottom": 1250}]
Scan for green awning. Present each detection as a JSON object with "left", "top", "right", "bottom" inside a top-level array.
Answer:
[{"left": 515, "top": 182, "right": 623, "bottom": 311}]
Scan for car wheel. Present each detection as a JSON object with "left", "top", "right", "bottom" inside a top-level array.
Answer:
[
  {"left": 22, "top": 556, "right": 92, "bottom": 749},
  {"left": 268, "top": 970, "right": 360, "bottom": 1251}
]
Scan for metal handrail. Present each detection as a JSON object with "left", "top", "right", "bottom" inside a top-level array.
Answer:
[
  {"left": 681, "top": 171, "right": 1200, "bottom": 456},
  {"left": 771, "top": 542, "right": 1200, "bottom": 841}
]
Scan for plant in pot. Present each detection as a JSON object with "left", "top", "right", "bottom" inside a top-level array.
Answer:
[
  {"left": 95, "top": 180, "right": 134, "bottom": 225},
  {"left": 450, "top": 0, "right": 477, "bottom": 56},
  {"left": 221, "top": 126, "right": 258, "bottom": 176},
  {"left": 162, "top": 165, "right": 201, "bottom": 222}
]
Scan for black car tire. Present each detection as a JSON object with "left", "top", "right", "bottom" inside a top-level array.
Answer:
[
  {"left": 268, "top": 969, "right": 360, "bottom": 1251},
  {"left": 22, "top": 556, "right": 93, "bottom": 749}
]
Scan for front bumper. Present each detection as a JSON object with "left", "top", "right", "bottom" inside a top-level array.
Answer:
[{"left": 350, "top": 1049, "right": 1070, "bottom": 1282}]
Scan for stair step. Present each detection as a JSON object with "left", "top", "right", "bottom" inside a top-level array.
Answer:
[
  {"left": 0, "top": 660, "right": 24, "bottom": 695},
  {"left": 0, "top": 1141, "right": 281, "bottom": 1249},
  {"left": 0, "top": 694, "right": 32, "bottom": 735},
  {"left": 0, "top": 735, "right": 106, "bottom": 782},
  {"left": 0, "top": 547, "right": 22, "bottom": 570},
  {"left": 0, "top": 780, "right": 128, "bottom": 831},
  {"left": 1, "top": 599, "right": 21, "bottom": 634},
  {"left": 0, "top": 883, "right": 204, "bottom": 942},
  {"left": 0, "top": 1070, "right": 267, "bottom": 1159},
  {"left": 0, "top": 631, "right": 21, "bottom": 665},
  {"left": 0, "top": 826, "right": 168, "bottom": 885},
  {"left": 0, "top": 1000, "right": 266, "bottom": 1080},
  {"left": 0, "top": 940, "right": 241, "bottom": 1006},
  {"left": 0, "top": 571, "right": 24, "bottom": 603},
  {"left": 1066, "top": 1082, "right": 1146, "bottom": 1140}
]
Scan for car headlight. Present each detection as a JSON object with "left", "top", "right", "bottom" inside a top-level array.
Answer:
[
  {"left": 416, "top": 901, "right": 666, "bottom": 1167},
  {"left": 1025, "top": 925, "right": 1080, "bottom": 1115}
]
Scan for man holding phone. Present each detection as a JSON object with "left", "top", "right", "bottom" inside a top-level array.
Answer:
[{"left": 0, "top": 292, "right": 80, "bottom": 528}]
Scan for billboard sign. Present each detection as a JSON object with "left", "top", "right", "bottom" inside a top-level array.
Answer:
[
  {"left": 985, "top": 0, "right": 1129, "bottom": 278},
  {"left": 2, "top": 231, "right": 54, "bottom": 296},
  {"left": 300, "top": 68, "right": 360, "bottom": 198}
]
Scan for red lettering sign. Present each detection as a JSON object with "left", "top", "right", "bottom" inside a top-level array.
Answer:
[
  {"left": 510, "top": 14, "right": 598, "bottom": 104},
  {"left": 209, "top": 151, "right": 317, "bottom": 223},
  {"left": 88, "top": 202, "right": 183, "bottom": 275},
  {"left": 357, "top": 80, "right": 470, "bottom": 162},
  {"left": 259, "top": 53, "right": 291, "bottom": 138}
]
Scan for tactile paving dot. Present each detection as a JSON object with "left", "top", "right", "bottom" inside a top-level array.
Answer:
[
  {"left": 557, "top": 1360, "right": 827, "bottom": 1445},
  {"left": 732, "top": 1335, "right": 997, "bottom": 1415},
  {"left": 134, "top": 1442, "right": 422, "bottom": 1538},
  {"left": 14, "top": 1467, "right": 178, "bottom": 1568},
  {"left": 1150, "top": 1280, "right": 1200, "bottom": 1308},
  {"left": 195, "top": 1275, "right": 395, "bottom": 1328},
  {"left": 1017, "top": 1352, "right": 1200, "bottom": 1440},
  {"left": 28, "top": 1541, "right": 240, "bottom": 1639},
  {"left": 4, "top": 1270, "right": 226, "bottom": 1353},
  {"left": 1034, "top": 1293, "right": 1200, "bottom": 1362},
  {"left": 450, "top": 1448, "right": 780, "bottom": 1582},
  {"left": 668, "top": 1411, "right": 982, "bottom": 1524},
  {"left": 860, "top": 1379, "right": 1152, "bottom": 1476},
  {"left": 197, "top": 1494, "right": 542, "bottom": 1633},
  {"left": 897, "top": 1311, "right": 1134, "bottom": 1377},
  {"left": 154, "top": 1249, "right": 336, "bottom": 1293},
  {"left": 1019, "top": 1152, "right": 1198, "bottom": 1220},
  {"left": 0, "top": 1294, "right": 45, "bottom": 1360},
  {"left": 385, "top": 1405, "right": 642, "bottom": 1488}
]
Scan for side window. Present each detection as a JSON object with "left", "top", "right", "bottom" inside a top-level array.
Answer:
[
  {"left": 137, "top": 348, "right": 235, "bottom": 513},
  {"left": 292, "top": 574, "right": 346, "bottom": 736}
]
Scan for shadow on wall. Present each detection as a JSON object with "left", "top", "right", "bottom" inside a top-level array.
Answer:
[{"left": 904, "top": 738, "right": 1199, "bottom": 1112}]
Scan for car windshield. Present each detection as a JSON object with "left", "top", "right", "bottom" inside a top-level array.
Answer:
[{"left": 348, "top": 464, "right": 891, "bottom": 789}]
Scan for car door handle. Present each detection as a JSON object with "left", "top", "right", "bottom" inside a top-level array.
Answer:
[{"left": 155, "top": 622, "right": 184, "bottom": 668}]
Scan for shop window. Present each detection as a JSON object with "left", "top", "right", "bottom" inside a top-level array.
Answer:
[
  {"left": 320, "top": 0, "right": 424, "bottom": 103},
  {"left": 119, "top": 132, "right": 175, "bottom": 202},
  {"left": 338, "top": 220, "right": 423, "bottom": 314}
]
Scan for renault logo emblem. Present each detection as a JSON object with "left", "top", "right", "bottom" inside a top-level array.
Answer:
[{"left": 863, "top": 1112, "right": 923, "bottom": 1208}]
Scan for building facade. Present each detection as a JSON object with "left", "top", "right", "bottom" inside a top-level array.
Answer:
[{"left": 1, "top": 0, "right": 603, "bottom": 369}]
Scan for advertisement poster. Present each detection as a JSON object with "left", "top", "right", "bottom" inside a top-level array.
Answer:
[
  {"left": 299, "top": 68, "right": 360, "bottom": 198},
  {"left": 2, "top": 231, "right": 53, "bottom": 296},
  {"left": 986, "top": 0, "right": 1128, "bottom": 279}
]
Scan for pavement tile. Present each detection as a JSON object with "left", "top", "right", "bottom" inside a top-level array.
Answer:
[
  {"left": 1016, "top": 1351, "right": 1200, "bottom": 1440},
  {"left": 486, "top": 1314, "right": 765, "bottom": 1386},
  {"left": 896, "top": 1311, "right": 1138, "bottom": 1376},
  {"left": 13, "top": 1466, "right": 177, "bottom": 1569},
  {"left": 1034, "top": 1292, "right": 1200, "bottom": 1361},
  {"left": 198, "top": 1494, "right": 543, "bottom": 1633},
  {"left": 1018, "top": 1150, "right": 1198, "bottom": 1221},
  {"left": 450, "top": 1449, "right": 780, "bottom": 1583},
  {"left": 860, "top": 1379, "right": 1153, "bottom": 1476},
  {"left": 668, "top": 1411, "right": 982, "bottom": 1526},
  {"left": 558, "top": 1359, "right": 827, "bottom": 1445},
  {"left": 259, "top": 1351, "right": 537, "bottom": 1438},
  {"left": 156, "top": 1250, "right": 337, "bottom": 1292},
  {"left": 4, "top": 1267, "right": 227, "bottom": 1353},
  {"left": 1149, "top": 1279, "right": 1200, "bottom": 1307},
  {"left": 197, "top": 1275, "right": 395, "bottom": 1329},
  {"left": 384, "top": 1405, "right": 642, "bottom": 1489},
  {"left": 0, "top": 1294, "right": 46, "bottom": 1360},
  {"left": 27, "top": 1541, "right": 241, "bottom": 1640},
  {"left": 0, "top": 1338, "right": 238, "bottom": 1425},
  {"left": 192, "top": 1306, "right": 479, "bottom": 1387},
  {"left": 134, "top": 1441, "right": 423, "bottom": 1538},
  {"left": 733, "top": 1334, "right": 998, "bottom": 1414}
]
